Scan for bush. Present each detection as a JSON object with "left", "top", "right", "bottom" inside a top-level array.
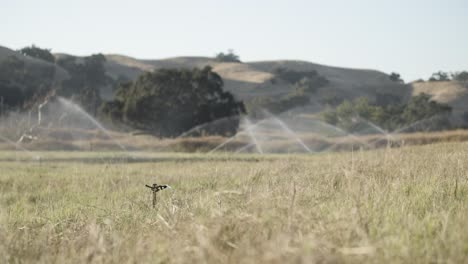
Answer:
[
  {"left": 215, "top": 49, "right": 241, "bottom": 63},
  {"left": 274, "top": 68, "right": 328, "bottom": 86},
  {"left": 19, "top": 45, "right": 55, "bottom": 63},
  {"left": 429, "top": 71, "right": 450, "bottom": 82},
  {"left": 389, "top": 72, "right": 404, "bottom": 83},
  {"left": 402, "top": 93, "right": 452, "bottom": 124}
]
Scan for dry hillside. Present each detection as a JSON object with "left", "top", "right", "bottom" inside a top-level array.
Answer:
[
  {"left": 104, "top": 55, "right": 410, "bottom": 104},
  {"left": 4, "top": 45, "right": 467, "bottom": 123}
]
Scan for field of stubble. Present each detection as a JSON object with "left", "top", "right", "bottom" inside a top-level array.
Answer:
[{"left": 0, "top": 143, "right": 467, "bottom": 263}]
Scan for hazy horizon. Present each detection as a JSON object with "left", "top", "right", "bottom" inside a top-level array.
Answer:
[{"left": 2, "top": 0, "right": 468, "bottom": 81}]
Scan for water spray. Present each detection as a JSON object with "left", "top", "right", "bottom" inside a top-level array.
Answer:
[
  {"left": 208, "top": 117, "right": 273, "bottom": 153},
  {"left": 244, "top": 117, "right": 264, "bottom": 154},
  {"left": 57, "top": 97, "right": 128, "bottom": 152},
  {"left": 262, "top": 110, "right": 313, "bottom": 153}
]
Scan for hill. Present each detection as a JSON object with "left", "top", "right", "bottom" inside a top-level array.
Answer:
[
  {"left": 3, "top": 44, "right": 468, "bottom": 124},
  {"left": 0, "top": 45, "right": 411, "bottom": 107},
  {"left": 104, "top": 55, "right": 410, "bottom": 103}
]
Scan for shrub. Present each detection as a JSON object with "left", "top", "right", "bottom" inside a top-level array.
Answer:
[{"left": 215, "top": 49, "right": 241, "bottom": 63}]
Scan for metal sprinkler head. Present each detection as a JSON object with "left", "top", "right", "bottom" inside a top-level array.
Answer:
[
  {"left": 145, "top": 183, "right": 170, "bottom": 208},
  {"left": 145, "top": 183, "right": 170, "bottom": 192}
]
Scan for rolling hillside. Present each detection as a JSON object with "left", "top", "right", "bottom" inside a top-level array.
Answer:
[
  {"left": 100, "top": 55, "right": 468, "bottom": 122},
  {"left": 104, "top": 55, "right": 410, "bottom": 103},
  {"left": 0, "top": 44, "right": 411, "bottom": 106},
  {"left": 2, "top": 44, "right": 467, "bottom": 122}
]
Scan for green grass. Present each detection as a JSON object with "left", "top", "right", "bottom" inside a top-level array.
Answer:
[{"left": 0, "top": 143, "right": 467, "bottom": 263}]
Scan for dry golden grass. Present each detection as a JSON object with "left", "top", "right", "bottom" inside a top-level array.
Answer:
[{"left": 0, "top": 142, "right": 467, "bottom": 263}]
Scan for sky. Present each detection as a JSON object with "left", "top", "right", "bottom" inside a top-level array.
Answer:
[{"left": 2, "top": 0, "right": 467, "bottom": 81}]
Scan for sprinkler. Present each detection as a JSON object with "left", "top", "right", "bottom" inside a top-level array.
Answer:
[{"left": 145, "top": 183, "right": 170, "bottom": 208}]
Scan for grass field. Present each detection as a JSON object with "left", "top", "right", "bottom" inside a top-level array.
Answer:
[{"left": 0, "top": 143, "right": 467, "bottom": 263}]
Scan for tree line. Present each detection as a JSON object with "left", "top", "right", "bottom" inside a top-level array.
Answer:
[
  {"left": 320, "top": 94, "right": 452, "bottom": 132},
  {"left": 1, "top": 45, "right": 466, "bottom": 137},
  {"left": 0, "top": 45, "right": 245, "bottom": 137}
]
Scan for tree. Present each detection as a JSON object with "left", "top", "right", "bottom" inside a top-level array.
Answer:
[
  {"left": 402, "top": 93, "right": 451, "bottom": 124},
  {"left": 101, "top": 66, "right": 245, "bottom": 137},
  {"left": 0, "top": 55, "right": 55, "bottom": 111},
  {"left": 0, "top": 80, "right": 24, "bottom": 110},
  {"left": 215, "top": 49, "right": 241, "bottom": 63},
  {"left": 19, "top": 45, "right": 55, "bottom": 63},
  {"left": 319, "top": 94, "right": 452, "bottom": 132},
  {"left": 452, "top": 71, "right": 468, "bottom": 83},
  {"left": 0, "top": 56, "right": 25, "bottom": 80},
  {"left": 389, "top": 72, "right": 404, "bottom": 83},
  {"left": 57, "top": 54, "right": 108, "bottom": 115},
  {"left": 294, "top": 75, "right": 329, "bottom": 94},
  {"left": 429, "top": 71, "right": 450, "bottom": 82}
]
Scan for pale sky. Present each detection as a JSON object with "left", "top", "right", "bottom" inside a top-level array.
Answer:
[{"left": 2, "top": 0, "right": 467, "bottom": 81}]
